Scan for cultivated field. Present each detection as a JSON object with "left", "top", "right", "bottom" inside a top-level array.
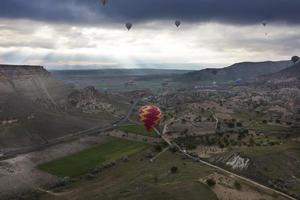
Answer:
[
  {"left": 38, "top": 138, "right": 147, "bottom": 177},
  {"left": 118, "top": 124, "right": 159, "bottom": 138},
  {"left": 38, "top": 151, "right": 218, "bottom": 200}
]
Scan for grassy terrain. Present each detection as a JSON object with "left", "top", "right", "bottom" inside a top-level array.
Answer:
[
  {"left": 39, "top": 151, "right": 218, "bottom": 200},
  {"left": 233, "top": 111, "right": 291, "bottom": 133},
  {"left": 238, "top": 141, "right": 300, "bottom": 196},
  {"left": 38, "top": 138, "right": 147, "bottom": 177},
  {"left": 118, "top": 124, "right": 159, "bottom": 138}
]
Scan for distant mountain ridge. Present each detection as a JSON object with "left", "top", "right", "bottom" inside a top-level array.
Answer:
[
  {"left": 51, "top": 68, "right": 192, "bottom": 78},
  {"left": 179, "top": 60, "right": 292, "bottom": 83},
  {"left": 258, "top": 61, "right": 300, "bottom": 82}
]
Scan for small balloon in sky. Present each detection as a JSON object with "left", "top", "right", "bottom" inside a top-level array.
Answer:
[
  {"left": 291, "top": 56, "right": 299, "bottom": 64},
  {"left": 100, "top": 0, "right": 107, "bottom": 6},
  {"left": 125, "top": 22, "right": 132, "bottom": 31},
  {"left": 139, "top": 105, "right": 162, "bottom": 131},
  {"left": 175, "top": 20, "right": 181, "bottom": 27}
]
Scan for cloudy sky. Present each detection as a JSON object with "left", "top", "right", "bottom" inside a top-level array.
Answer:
[{"left": 0, "top": 0, "right": 299, "bottom": 70}]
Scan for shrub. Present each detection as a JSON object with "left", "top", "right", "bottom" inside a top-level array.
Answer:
[
  {"left": 236, "top": 122, "right": 243, "bottom": 127},
  {"left": 170, "top": 166, "right": 178, "bottom": 174},
  {"left": 234, "top": 181, "right": 241, "bottom": 190},
  {"left": 206, "top": 178, "right": 216, "bottom": 187},
  {"left": 154, "top": 145, "right": 162, "bottom": 152}
]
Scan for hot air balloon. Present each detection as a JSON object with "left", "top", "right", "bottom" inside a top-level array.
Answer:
[
  {"left": 100, "top": 0, "right": 107, "bottom": 6},
  {"left": 261, "top": 20, "right": 269, "bottom": 36},
  {"left": 125, "top": 22, "right": 132, "bottom": 30},
  {"left": 235, "top": 79, "right": 242, "bottom": 85},
  {"left": 175, "top": 20, "right": 181, "bottom": 27},
  {"left": 139, "top": 105, "right": 162, "bottom": 131},
  {"left": 291, "top": 56, "right": 299, "bottom": 64}
]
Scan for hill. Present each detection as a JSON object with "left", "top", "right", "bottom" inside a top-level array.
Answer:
[
  {"left": 258, "top": 61, "right": 300, "bottom": 82},
  {"left": 0, "top": 65, "right": 71, "bottom": 102},
  {"left": 0, "top": 65, "right": 126, "bottom": 150},
  {"left": 178, "top": 61, "right": 292, "bottom": 83}
]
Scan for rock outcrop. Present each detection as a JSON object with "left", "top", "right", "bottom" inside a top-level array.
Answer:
[
  {"left": 0, "top": 65, "right": 71, "bottom": 103},
  {"left": 211, "top": 152, "right": 250, "bottom": 170},
  {"left": 68, "top": 86, "right": 124, "bottom": 116}
]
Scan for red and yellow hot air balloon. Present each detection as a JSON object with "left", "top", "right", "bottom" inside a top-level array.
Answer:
[{"left": 139, "top": 105, "right": 162, "bottom": 131}]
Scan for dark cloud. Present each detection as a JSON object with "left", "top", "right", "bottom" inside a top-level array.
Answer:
[{"left": 0, "top": 0, "right": 299, "bottom": 25}]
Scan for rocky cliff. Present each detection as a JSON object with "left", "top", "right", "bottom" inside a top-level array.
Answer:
[
  {"left": 68, "top": 86, "right": 125, "bottom": 117},
  {"left": 0, "top": 65, "right": 71, "bottom": 104},
  {"left": 0, "top": 65, "right": 125, "bottom": 149}
]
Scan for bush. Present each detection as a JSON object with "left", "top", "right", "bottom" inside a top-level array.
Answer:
[
  {"left": 154, "top": 144, "right": 162, "bottom": 152},
  {"left": 234, "top": 181, "right": 241, "bottom": 190},
  {"left": 227, "top": 122, "right": 235, "bottom": 128},
  {"left": 170, "top": 166, "right": 178, "bottom": 174},
  {"left": 206, "top": 178, "right": 216, "bottom": 187},
  {"left": 236, "top": 122, "right": 243, "bottom": 127},
  {"left": 153, "top": 176, "right": 158, "bottom": 183},
  {"left": 170, "top": 145, "right": 178, "bottom": 153}
]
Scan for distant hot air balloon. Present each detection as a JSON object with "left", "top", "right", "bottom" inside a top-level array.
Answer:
[
  {"left": 100, "top": 0, "right": 107, "bottom": 6},
  {"left": 235, "top": 79, "right": 242, "bottom": 85},
  {"left": 125, "top": 22, "right": 132, "bottom": 31},
  {"left": 291, "top": 56, "right": 299, "bottom": 64},
  {"left": 139, "top": 105, "right": 162, "bottom": 131},
  {"left": 262, "top": 20, "right": 268, "bottom": 36},
  {"left": 175, "top": 20, "right": 181, "bottom": 27},
  {"left": 262, "top": 20, "right": 267, "bottom": 27}
]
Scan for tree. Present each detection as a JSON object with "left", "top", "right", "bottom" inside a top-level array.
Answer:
[
  {"left": 153, "top": 175, "right": 158, "bottom": 183},
  {"left": 206, "top": 178, "right": 216, "bottom": 187},
  {"left": 227, "top": 122, "right": 235, "bottom": 128},
  {"left": 234, "top": 181, "right": 241, "bottom": 190},
  {"left": 170, "top": 166, "right": 178, "bottom": 174},
  {"left": 154, "top": 144, "right": 162, "bottom": 152},
  {"left": 249, "top": 138, "right": 255, "bottom": 146},
  {"left": 236, "top": 122, "right": 243, "bottom": 127}
]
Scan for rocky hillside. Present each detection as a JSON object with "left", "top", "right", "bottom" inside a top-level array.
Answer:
[
  {"left": 68, "top": 86, "right": 125, "bottom": 117},
  {"left": 179, "top": 60, "right": 292, "bottom": 83},
  {"left": 0, "top": 65, "right": 126, "bottom": 150},
  {"left": 0, "top": 65, "right": 71, "bottom": 103}
]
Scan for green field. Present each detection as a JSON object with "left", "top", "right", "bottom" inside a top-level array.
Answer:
[
  {"left": 38, "top": 138, "right": 147, "bottom": 177},
  {"left": 238, "top": 141, "right": 300, "bottom": 195},
  {"left": 118, "top": 124, "right": 159, "bottom": 138},
  {"left": 233, "top": 111, "right": 291, "bottom": 133},
  {"left": 39, "top": 151, "right": 218, "bottom": 200}
]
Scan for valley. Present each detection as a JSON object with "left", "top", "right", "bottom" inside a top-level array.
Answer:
[{"left": 0, "top": 60, "right": 300, "bottom": 200}]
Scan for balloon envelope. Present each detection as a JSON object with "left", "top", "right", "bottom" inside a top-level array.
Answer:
[
  {"left": 139, "top": 105, "right": 162, "bottom": 131},
  {"left": 175, "top": 20, "right": 181, "bottom": 27},
  {"left": 291, "top": 56, "right": 299, "bottom": 64},
  {"left": 262, "top": 20, "right": 267, "bottom": 26},
  {"left": 126, "top": 23, "right": 132, "bottom": 30},
  {"left": 100, "top": 0, "right": 107, "bottom": 6}
]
